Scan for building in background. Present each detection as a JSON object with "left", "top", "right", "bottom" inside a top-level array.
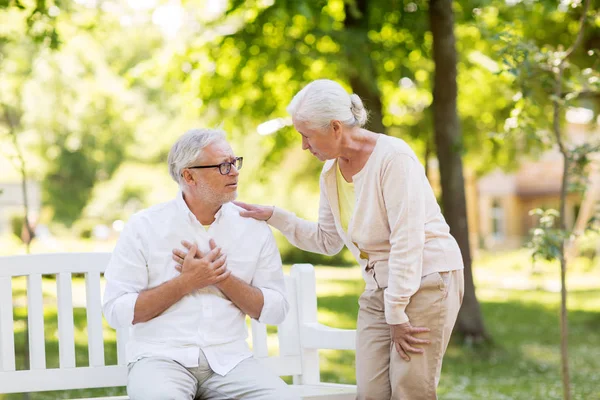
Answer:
[{"left": 475, "top": 112, "right": 598, "bottom": 250}]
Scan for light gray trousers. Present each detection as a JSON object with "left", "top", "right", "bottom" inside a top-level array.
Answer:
[{"left": 127, "top": 350, "right": 300, "bottom": 400}]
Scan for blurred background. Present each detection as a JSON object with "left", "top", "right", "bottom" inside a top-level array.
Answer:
[{"left": 1, "top": 0, "right": 600, "bottom": 399}]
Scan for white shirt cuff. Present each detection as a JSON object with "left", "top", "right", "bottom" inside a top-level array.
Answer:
[
  {"left": 257, "top": 287, "right": 286, "bottom": 325},
  {"left": 107, "top": 292, "right": 139, "bottom": 328}
]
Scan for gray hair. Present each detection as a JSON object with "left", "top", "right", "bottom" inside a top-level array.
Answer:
[
  {"left": 286, "top": 79, "right": 368, "bottom": 130},
  {"left": 168, "top": 128, "right": 226, "bottom": 185}
]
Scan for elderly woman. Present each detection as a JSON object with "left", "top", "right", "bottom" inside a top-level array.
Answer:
[{"left": 236, "top": 79, "right": 464, "bottom": 400}]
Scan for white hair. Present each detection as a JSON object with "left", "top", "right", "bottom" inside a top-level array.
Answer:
[
  {"left": 286, "top": 79, "right": 368, "bottom": 130},
  {"left": 168, "top": 128, "right": 226, "bottom": 186}
]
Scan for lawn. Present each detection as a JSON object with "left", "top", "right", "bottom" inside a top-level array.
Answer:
[{"left": 1, "top": 247, "right": 599, "bottom": 400}]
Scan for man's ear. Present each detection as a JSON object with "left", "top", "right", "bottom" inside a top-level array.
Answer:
[{"left": 182, "top": 169, "right": 195, "bottom": 185}]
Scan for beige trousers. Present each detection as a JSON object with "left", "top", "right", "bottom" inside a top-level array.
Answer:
[
  {"left": 356, "top": 269, "right": 464, "bottom": 400},
  {"left": 127, "top": 350, "right": 299, "bottom": 400}
]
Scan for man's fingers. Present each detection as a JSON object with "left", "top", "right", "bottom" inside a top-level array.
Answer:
[
  {"left": 406, "top": 336, "right": 431, "bottom": 345},
  {"left": 214, "top": 263, "right": 228, "bottom": 276},
  {"left": 172, "top": 254, "right": 184, "bottom": 264},
  {"left": 395, "top": 342, "right": 410, "bottom": 361},
  {"left": 174, "top": 264, "right": 182, "bottom": 272},
  {"left": 215, "top": 270, "right": 231, "bottom": 283},
  {"left": 209, "top": 239, "right": 218, "bottom": 250},
  {"left": 172, "top": 249, "right": 186, "bottom": 259},
  {"left": 184, "top": 244, "right": 197, "bottom": 261},
  {"left": 181, "top": 240, "right": 203, "bottom": 258},
  {"left": 204, "top": 246, "right": 222, "bottom": 262},
  {"left": 212, "top": 254, "right": 227, "bottom": 268}
]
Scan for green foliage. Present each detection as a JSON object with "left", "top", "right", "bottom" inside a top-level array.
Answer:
[
  {"left": 0, "top": 1, "right": 173, "bottom": 225},
  {"left": 9, "top": 213, "right": 24, "bottom": 240},
  {"left": 43, "top": 149, "right": 97, "bottom": 225},
  {"left": 576, "top": 231, "right": 599, "bottom": 260},
  {"left": 567, "top": 142, "right": 600, "bottom": 193},
  {"left": 528, "top": 208, "right": 568, "bottom": 262},
  {"left": 492, "top": 0, "right": 600, "bottom": 264},
  {"left": 1, "top": 0, "right": 597, "bottom": 233},
  {"left": 0, "top": 0, "right": 61, "bottom": 48}
]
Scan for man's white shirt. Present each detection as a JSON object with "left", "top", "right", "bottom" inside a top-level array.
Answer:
[{"left": 102, "top": 192, "right": 289, "bottom": 376}]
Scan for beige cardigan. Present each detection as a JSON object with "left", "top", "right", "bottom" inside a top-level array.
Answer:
[{"left": 268, "top": 134, "right": 463, "bottom": 325}]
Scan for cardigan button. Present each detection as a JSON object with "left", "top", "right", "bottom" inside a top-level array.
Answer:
[{"left": 353, "top": 241, "right": 369, "bottom": 260}]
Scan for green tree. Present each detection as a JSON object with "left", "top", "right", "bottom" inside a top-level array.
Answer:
[
  {"left": 495, "top": 0, "right": 599, "bottom": 398},
  {"left": 1, "top": 1, "right": 170, "bottom": 225}
]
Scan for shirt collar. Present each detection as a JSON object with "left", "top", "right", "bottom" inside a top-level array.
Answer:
[
  {"left": 322, "top": 159, "right": 336, "bottom": 175},
  {"left": 175, "top": 190, "right": 228, "bottom": 224}
]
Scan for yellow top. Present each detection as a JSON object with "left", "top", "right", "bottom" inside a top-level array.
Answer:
[{"left": 336, "top": 162, "right": 355, "bottom": 233}]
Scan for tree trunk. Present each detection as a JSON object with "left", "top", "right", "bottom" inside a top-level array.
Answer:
[
  {"left": 429, "top": 0, "right": 488, "bottom": 341},
  {"left": 344, "top": 0, "right": 386, "bottom": 135},
  {"left": 554, "top": 63, "right": 572, "bottom": 400}
]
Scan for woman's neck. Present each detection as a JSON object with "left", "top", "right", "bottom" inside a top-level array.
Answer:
[{"left": 338, "top": 128, "right": 378, "bottom": 164}]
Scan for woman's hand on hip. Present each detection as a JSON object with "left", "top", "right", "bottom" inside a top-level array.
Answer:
[
  {"left": 390, "top": 322, "right": 431, "bottom": 362},
  {"left": 234, "top": 201, "right": 274, "bottom": 221}
]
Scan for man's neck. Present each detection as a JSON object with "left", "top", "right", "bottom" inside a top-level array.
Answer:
[{"left": 182, "top": 192, "right": 222, "bottom": 225}]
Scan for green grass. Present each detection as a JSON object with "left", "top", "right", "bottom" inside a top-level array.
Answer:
[{"left": 2, "top": 249, "right": 600, "bottom": 399}]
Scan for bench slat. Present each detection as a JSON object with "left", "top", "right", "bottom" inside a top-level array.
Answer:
[
  {"left": 86, "top": 272, "right": 105, "bottom": 367},
  {"left": 57, "top": 272, "right": 76, "bottom": 368},
  {"left": 292, "top": 264, "right": 320, "bottom": 385},
  {"left": 0, "top": 365, "right": 127, "bottom": 394},
  {"left": 278, "top": 277, "right": 301, "bottom": 357},
  {"left": 27, "top": 274, "right": 46, "bottom": 370},
  {"left": 301, "top": 323, "right": 356, "bottom": 350},
  {"left": 0, "top": 277, "right": 15, "bottom": 371},
  {"left": 258, "top": 355, "right": 303, "bottom": 376},
  {"left": 0, "top": 253, "right": 111, "bottom": 277}
]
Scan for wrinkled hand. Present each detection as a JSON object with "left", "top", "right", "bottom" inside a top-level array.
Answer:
[
  {"left": 390, "top": 322, "right": 431, "bottom": 361},
  {"left": 233, "top": 201, "right": 274, "bottom": 221},
  {"left": 172, "top": 239, "right": 230, "bottom": 292}
]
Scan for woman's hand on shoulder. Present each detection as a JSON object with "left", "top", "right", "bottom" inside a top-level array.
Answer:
[{"left": 234, "top": 201, "right": 274, "bottom": 221}]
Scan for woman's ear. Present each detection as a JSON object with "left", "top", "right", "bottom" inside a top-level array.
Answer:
[{"left": 331, "top": 120, "right": 343, "bottom": 137}]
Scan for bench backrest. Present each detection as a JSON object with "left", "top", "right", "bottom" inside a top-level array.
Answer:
[{"left": 0, "top": 253, "right": 314, "bottom": 394}]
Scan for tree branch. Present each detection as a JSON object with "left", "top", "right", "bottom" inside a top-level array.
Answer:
[
  {"left": 1, "top": 102, "right": 34, "bottom": 251},
  {"left": 562, "top": 0, "right": 591, "bottom": 63},
  {"left": 561, "top": 90, "right": 600, "bottom": 100}
]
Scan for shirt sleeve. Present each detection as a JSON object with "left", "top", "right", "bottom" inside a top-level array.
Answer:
[
  {"left": 382, "top": 154, "right": 426, "bottom": 325},
  {"left": 102, "top": 215, "right": 149, "bottom": 329},
  {"left": 267, "top": 171, "right": 344, "bottom": 256},
  {"left": 253, "top": 227, "right": 289, "bottom": 325}
]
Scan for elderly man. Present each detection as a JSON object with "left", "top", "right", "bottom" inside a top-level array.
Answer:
[{"left": 102, "top": 128, "right": 298, "bottom": 400}]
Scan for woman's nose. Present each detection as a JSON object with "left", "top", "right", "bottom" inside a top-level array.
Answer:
[{"left": 302, "top": 137, "right": 310, "bottom": 151}]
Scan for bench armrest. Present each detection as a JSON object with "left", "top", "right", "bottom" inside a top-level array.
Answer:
[{"left": 301, "top": 322, "right": 356, "bottom": 350}]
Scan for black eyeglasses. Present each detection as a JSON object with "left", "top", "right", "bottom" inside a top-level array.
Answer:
[{"left": 186, "top": 157, "right": 243, "bottom": 176}]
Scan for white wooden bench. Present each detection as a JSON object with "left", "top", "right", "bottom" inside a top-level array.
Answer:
[{"left": 0, "top": 253, "right": 357, "bottom": 399}]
